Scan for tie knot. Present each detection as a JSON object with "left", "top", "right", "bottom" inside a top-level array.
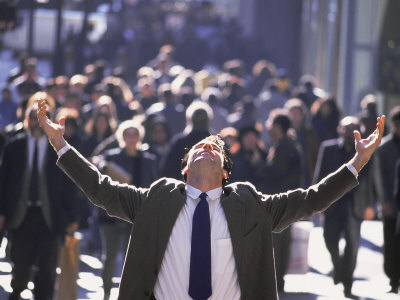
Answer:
[{"left": 199, "top": 192, "right": 208, "bottom": 202}]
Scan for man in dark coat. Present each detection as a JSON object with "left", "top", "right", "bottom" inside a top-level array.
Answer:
[
  {"left": 264, "top": 110, "right": 303, "bottom": 292},
  {"left": 37, "top": 99, "right": 385, "bottom": 300},
  {"left": 377, "top": 106, "right": 400, "bottom": 293},
  {"left": 313, "top": 116, "right": 378, "bottom": 298},
  {"left": 161, "top": 101, "right": 212, "bottom": 179},
  {"left": 0, "top": 100, "right": 79, "bottom": 300}
]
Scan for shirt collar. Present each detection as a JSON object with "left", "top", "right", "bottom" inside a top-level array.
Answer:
[{"left": 186, "top": 184, "right": 222, "bottom": 201}]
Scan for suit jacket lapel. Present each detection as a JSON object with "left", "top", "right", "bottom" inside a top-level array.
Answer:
[
  {"left": 156, "top": 183, "right": 186, "bottom": 266},
  {"left": 221, "top": 190, "right": 245, "bottom": 274}
]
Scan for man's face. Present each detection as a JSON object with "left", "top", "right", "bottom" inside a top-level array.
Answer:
[
  {"left": 392, "top": 120, "right": 400, "bottom": 138},
  {"left": 27, "top": 110, "right": 43, "bottom": 138},
  {"left": 123, "top": 128, "right": 140, "bottom": 151},
  {"left": 266, "top": 120, "right": 282, "bottom": 142},
  {"left": 64, "top": 119, "right": 76, "bottom": 139},
  {"left": 189, "top": 140, "right": 224, "bottom": 166},
  {"left": 183, "top": 140, "right": 225, "bottom": 178},
  {"left": 141, "top": 83, "right": 154, "bottom": 97},
  {"left": 150, "top": 124, "right": 168, "bottom": 145},
  {"left": 26, "top": 65, "right": 36, "bottom": 78},
  {"left": 65, "top": 96, "right": 82, "bottom": 111},
  {"left": 70, "top": 83, "right": 84, "bottom": 94},
  {"left": 241, "top": 131, "right": 258, "bottom": 151},
  {"left": 288, "top": 107, "right": 304, "bottom": 129},
  {"left": 340, "top": 122, "right": 359, "bottom": 145}
]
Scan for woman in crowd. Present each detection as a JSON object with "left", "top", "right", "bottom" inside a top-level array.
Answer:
[
  {"left": 95, "top": 120, "right": 159, "bottom": 299},
  {"left": 81, "top": 95, "right": 118, "bottom": 158}
]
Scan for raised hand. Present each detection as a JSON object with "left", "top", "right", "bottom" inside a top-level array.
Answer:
[
  {"left": 351, "top": 115, "right": 385, "bottom": 172},
  {"left": 37, "top": 99, "right": 67, "bottom": 151}
]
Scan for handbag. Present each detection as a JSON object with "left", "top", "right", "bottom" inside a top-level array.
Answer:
[
  {"left": 57, "top": 234, "right": 81, "bottom": 300},
  {"left": 287, "top": 221, "right": 313, "bottom": 274}
]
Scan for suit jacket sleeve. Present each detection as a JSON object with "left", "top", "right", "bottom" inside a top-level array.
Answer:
[
  {"left": 263, "top": 165, "right": 358, "bottom": 232},
  {"left": 56, "top": 146, "right": 148, "bottom": 224}
]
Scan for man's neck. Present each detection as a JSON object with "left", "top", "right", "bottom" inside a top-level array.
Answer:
[{"left": 186, "top": 175, "right": 222, "bottom": 193}]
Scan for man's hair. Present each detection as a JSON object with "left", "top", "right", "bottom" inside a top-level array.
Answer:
[
  {"left": 339, "top": 115, "right": 360, "bottom": 127},
  {"left": 269, "top": 109, "right": 291, "bottom": 134},
  {"left": 181, "top": 135, "right": 233, "bottom": 186},
  {"left": 201, "top": 87, "right": 221, "bottom": 105},
  {"left": 69, "top": 74, "right": 88, "bottom": 86},
  {"left": 285, "top": 98, "right": 307, "bottom": 114},
  {"left": 27, "top": 91, "right": 56, "bottom": 112},
  {"left": 157, "top": 83, "right": 173, "bottom": 102},
  {"left": 55, "top": 108, "right": 81, "bottom": 137},
  {"left": 185, "top": 101, "right": 213, "bottom": 127}
]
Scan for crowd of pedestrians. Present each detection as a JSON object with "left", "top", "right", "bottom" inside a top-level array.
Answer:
[{"left": 0, "top": 1, "right": 399, "bottom": 299}]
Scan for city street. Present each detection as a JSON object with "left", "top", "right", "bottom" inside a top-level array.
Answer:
[
  {"left": 0, "top": 49, "right": 398, "bottom": 300},
  {"left": 0, "top": 220, "right": 398, "bottom": 300},
  {"left": 0, "top": 0, "right": 398, "bottom": 298}
]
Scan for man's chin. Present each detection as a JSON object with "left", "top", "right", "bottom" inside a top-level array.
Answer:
[{"left": 194, "top": 157, "right": 224, "bottom": 170}]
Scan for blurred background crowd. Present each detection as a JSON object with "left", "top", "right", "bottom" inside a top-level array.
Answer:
[{"left": 0, "top": 0, "right": 400, "bottom": 299}]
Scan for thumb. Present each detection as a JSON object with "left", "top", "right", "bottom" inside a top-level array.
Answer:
[
  {"left": 353, "top": 130, "right": 361, "bottom": 142},
  {"left": 58, "top": 116, "right": 65, "bottom": 127}
]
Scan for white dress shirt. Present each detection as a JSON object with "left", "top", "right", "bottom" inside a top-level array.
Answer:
[
  {"left": 28, "top": 133, "right": 48, "bottom": 172},
  {"left": 154, "top": 185, "right": 241, "bottom": 300}
]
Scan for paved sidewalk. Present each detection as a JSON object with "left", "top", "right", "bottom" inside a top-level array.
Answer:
[{"left": 0, "top": 220, "right": 398, "bottom": 299}]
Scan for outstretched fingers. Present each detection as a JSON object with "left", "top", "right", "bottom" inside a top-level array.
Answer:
[
  {"left": 354, "top": 115, "right": 386, "bottom": 152},
  {"left": 375, "top": 115, "right": 385, "bottom": 144},
  {"left": 378, "top": 115, "right": 385, "bottom": 135},
  {"left": 353, "top": 130, "right": 362, "bottom": 142},
  {"left": 58, "top": 116, "right": 65, "bottom": 127},
  {"left": 370, "top": 115, "right": 385, "bottom": 147},
  {"left": 37, "top": 99, "right": 48, "bottom": 125}
]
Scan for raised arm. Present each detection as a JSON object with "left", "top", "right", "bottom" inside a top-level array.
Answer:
[
  {"left": 37, "top": 99, "right": 67, "bottom": 151},
  {"left": 350, "top": 115, "right": 385, "bottom": 173},
  {"left": 37, "top": 98, "right": 147, "bottom": 223}
]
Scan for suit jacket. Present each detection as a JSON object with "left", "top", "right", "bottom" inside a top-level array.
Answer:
[
  {"left": 313, "top": 138, "right": 376, "bottom": 220},
  {"left": 295, "top": 126, "right": 319, "bottom": 186},
  {"left": 58, "top": 146, "right": 358, "bottom": 300},
  {"left": 0, "top": 132, "right": 79, "bottom": 233},
  {"left": 264, "top": 137, "right": 303, "bottom": 194},
  {"left": 394, "top": 159, "right": 400, "bottom": 235},
  {"left": 377, "top": 133, "right": 400, "bottom": 211},
  {"left": 97, "top": 147, "right": 159, "bottom": 224}
]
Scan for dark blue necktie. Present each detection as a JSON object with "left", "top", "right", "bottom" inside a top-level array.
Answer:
[
  {"left": 189, "top": 192, "right": 212, "bottom": 300},
  {"left": 29, "top": 141, "right": 39, "bottom": 204}
]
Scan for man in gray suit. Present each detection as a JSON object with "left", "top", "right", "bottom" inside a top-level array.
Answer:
[
  {"left": 0, "top": 99, "right": 79, "bottom": 300},
  {"left": 313, "top": 116, "right": 379, "bottom": 298},
  {"left": 37, "top": 99, "right": 385, "bottom": 300}
]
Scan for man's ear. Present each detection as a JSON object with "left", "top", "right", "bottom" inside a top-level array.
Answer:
[
  {"left": 182, "top": 165, "right": 189, "bottom": 175},
  {"left": 223, "top": 170, "right": 228, "bottom": 179}
]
